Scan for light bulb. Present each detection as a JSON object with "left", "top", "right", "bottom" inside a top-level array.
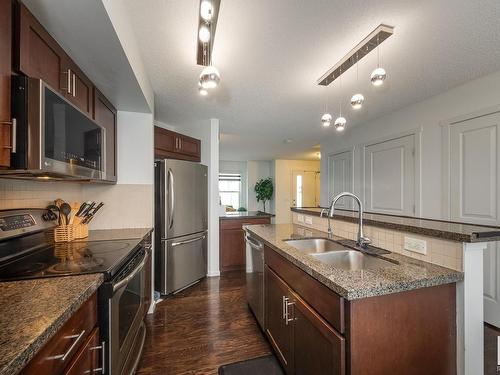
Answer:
[
  {"left": 198, "top": 85, "right": 208, "bottom": 96},
  {"left": 334, "top": 116, "right": 346, "bottom": 131},
  {"left": 350, "top": 93, "right": 364, "bottom": 110},
  {"left": 321, "top": 113, "right": 332, "bottom": 127},
  {"left": 198, "top": 25, "right": 210, "bottom": 43},
  {"left": 370, "top": 67, "right": 386, "bottom": 86},
  {"left": 200, "top": 0, "right": 213, "bottom": 21},
  {"left": 199, "top": 66, "right": 220, "bottom": 89}
]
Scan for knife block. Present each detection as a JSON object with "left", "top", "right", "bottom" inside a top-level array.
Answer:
[{"left": 54, "top": 224, "right": 89, "bottom": 243}]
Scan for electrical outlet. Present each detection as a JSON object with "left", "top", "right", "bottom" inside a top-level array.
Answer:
[
  {"left": 305, "top": 216, "right": 313, "bottom": 225},
  {"left": 404, "top": 237, "right": 427, "bottom": 255},
  {"left": 297, "top": 214, "right": 304, "bottom": 223}
]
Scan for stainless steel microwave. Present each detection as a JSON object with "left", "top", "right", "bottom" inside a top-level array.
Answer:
[{"left": 2, "top": 76, "right": 106, "bottom": 180}]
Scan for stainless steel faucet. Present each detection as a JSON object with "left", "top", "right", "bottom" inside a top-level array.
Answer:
[{"left": 325, "top": 192, "right": 371, "bottom": 248}]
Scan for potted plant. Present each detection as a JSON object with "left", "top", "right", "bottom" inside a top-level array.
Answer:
[{"left": 254, "top": 177, "right": 273, "bottom": 212}]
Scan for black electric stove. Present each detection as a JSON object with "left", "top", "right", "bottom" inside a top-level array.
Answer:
[{"left": 0, "top": 209, "right": 143, "bottom": 282}]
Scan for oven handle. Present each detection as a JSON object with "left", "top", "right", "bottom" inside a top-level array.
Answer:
[{"left": 112, "top": 249, "right": 149, "bottom": 293}]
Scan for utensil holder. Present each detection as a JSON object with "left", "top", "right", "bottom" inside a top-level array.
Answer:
[{"left": 54, "top": 224, "right": 89, "bottom": 243}]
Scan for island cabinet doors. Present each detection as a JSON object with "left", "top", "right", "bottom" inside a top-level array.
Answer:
[
  {"left": 447, "top": 110, "right": 500, "bottom": 328},
  {"left": 264, "top": 265, "right": 345, "bottom": 375}
]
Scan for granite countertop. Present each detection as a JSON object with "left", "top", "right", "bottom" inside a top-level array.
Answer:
[
  {"left": 220, "top": 211, "right": 274, "bottom": 220},
  {"left": 0, "top": 274, "right": 103, "bottom": 375},
  {"left": 79, "top": 227, "right": 153, "bottom": 242},
  {"left": 292, "top": 207, "right": 500, "bottom": 242},
  {"left": 245, "top": 223, "right": 463, "bottom": 300}
]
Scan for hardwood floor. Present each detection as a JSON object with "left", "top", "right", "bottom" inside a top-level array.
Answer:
[
  {"left": 137, "top": 271, "right": 271, "bottom": 375},
  {"left": 485, "top": 323, "right": 500, "bottom": 375}
]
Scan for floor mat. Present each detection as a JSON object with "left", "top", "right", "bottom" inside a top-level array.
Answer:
[{"left": 218, "top": 355, "right": 284, "bottom": 375}]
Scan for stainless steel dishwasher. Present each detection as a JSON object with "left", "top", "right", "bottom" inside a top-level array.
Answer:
[{"left": 245, "top": 231, "right": 265, "bottom": 330}]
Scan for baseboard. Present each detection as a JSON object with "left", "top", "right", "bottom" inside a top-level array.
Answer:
[{"left": 207, "top": 270, "right": 221, "bottom": 277}]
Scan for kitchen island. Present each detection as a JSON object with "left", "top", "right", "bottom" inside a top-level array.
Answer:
[{"left": 245, "top": 223, "right": 461, "bottom": 374}]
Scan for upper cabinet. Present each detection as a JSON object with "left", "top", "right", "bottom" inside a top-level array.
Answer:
[
  {"left": 0, "top": 0, "right": 13, "bottom": 168},
  {"left": 154, "top": 126, "right": 201, "bottom": 162},
  {"left": 93, "top": 88, "right": 117, "bottom": 182},
  {"left": 16, "top": 3, "right": 93, "bottom": 116}
]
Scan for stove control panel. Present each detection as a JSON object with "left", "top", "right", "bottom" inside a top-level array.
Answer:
[
  {"left": 0, "top": 209, "right": 57, "bottom": 240},
  {"left": 0, "top": 214, "right": 36, "bottom": 231}
]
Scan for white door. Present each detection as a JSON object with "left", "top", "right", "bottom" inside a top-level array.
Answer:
[
  {"left": 327, "top": 150, "right": 353, "bottom": 209},
  {"left": 449, "top": 111, "right": 500, "bottom": 328},
  {"left": 292, "top": 170, "right": 318, "bottom": 207},
  {"left": 364, "top": 135, "right": 416, "bottom": 215}
]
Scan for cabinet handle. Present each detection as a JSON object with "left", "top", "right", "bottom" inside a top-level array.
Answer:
[
  {"left": 179, "top": 138, "right": 182, "bottom": 149},
  {"left": 1, "top": 119, "right": 16, "bottom": 153},
  {"left": 285, "top": 299, "right": 295, "bottom": 325},
  {"left": 66, "top": 69, "right": 72, "bottom": 94},
  {"left": 51, "top": 329, "right": 86, "bottom": 361},
  {"left": 72, "top": 73, "right": 76, "bottom": 97},
  {"left": 282, "top": 296, "right": 287, "bottom": 319},
  {"left": 91, "top": 340, "right": 106, "bottom": 373}
]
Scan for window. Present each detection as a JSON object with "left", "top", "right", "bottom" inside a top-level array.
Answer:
[{"left": 219, "top": 173, "right": 241, "bottom": 209}]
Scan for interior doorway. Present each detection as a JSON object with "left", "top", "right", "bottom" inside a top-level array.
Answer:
[{"left": 292, "top": 170, "right": 320, "bottom": 207}]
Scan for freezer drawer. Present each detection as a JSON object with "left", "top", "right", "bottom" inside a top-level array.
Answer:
[{"left": 156, "top": 231, "right": 208, "bottom": 295}]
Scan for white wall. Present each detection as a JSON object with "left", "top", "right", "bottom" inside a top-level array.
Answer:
[
  {"left": 321, "top": 69, "right": 500, "bottom": 220},
  {"left": 219, "top": 160, "right": 248, "bottom": 209}
]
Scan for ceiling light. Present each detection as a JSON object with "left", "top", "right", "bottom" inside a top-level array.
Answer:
[
  {"left": 334, "top": 117, "right": 346, "bottom": 131},
  {"left": 198, "top": 83, "right": 208, "bottom": 96},
  {"left": 321, "top": 113, "right": 332, "bottom": 127},
  {"left": 199, "top": 25, "right": 211, "bottom": 43},
  {"left": 200, "top": 0, "right": 214, "bottom": 21},
  {"left": 199, "top": 66, "right": 220, "bottom": 89},
  {"left": 350, "top": 93, "right": 364, "bottom": 109},
  {"left": 370, "top": 67, "right": 386, "bottom": 86}
]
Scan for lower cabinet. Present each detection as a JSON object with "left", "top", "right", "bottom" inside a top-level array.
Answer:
[
  {"left": 265, "top": 266, "right": 345, "bottom": 375},
  {"left": 64, "top": 327, "right": 101, "bottom": 375}
]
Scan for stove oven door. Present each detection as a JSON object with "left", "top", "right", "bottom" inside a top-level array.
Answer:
[{"left": 106, "top": 248, "right": 149, "bottom": 375}]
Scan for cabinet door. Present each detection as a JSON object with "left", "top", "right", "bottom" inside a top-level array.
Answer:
[
  {"left": 64, "top": 327, "right": 102, "bottom": 375},
  {"left": 93, "top": 88, "right": 117, "bottom": 182},
  {"left": 265, "top": 266, "right": 293, "bottom": 373},
  {"left": 0, "top": 0, "right": 12, "bottom": 167},
  {"left": 154, "top": 126, "right": 176, "bottom": 157},
  {"left": 291, "top": 291, "right": 345, "bottom": 375},
  {"left": 176, "top": 134, "right": 201, "bottom": 160},
  {"left": 17, "top": 3, "right": 66, "bottom": 92},
  {"left": 219, "top": 228, "right": 246, "bottom": 272},
  {"left": 64, "top": 60, "right": 93, "bottom": 116}
]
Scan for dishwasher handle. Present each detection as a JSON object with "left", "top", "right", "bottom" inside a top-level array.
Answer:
[{"left": 245, "top": 235, "right": 263, "bottom": 250}]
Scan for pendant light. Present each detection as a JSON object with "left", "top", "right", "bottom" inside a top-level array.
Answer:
[
  {"left": 200, "top": 0, "right": 214, "bottom": 21},
  {"left": 350, "top": 53, "right": 365, "bottom": 110},
  {"left": 334, "top": 69, "right": 347, "bottom": 132},
  {"left": 198, "top": 10, "right": 220, "bottom": 93},
  {"left": 371, "top": 36, "right": 387, "bottom": 86},
  {"left": 321, "top": 80, "right": 332, "bottom": 127}
]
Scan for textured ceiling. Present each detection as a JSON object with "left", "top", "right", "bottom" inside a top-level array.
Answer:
[{"left": 123, "top": 0, "right": 500, "bottom": 160}]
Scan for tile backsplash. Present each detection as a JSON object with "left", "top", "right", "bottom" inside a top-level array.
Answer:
[
  {"left": 0, "top": 179, "right": 153, "bottom": 230},
  {"left": 292, "top": 212, "right": 463, "bottom": 271}
]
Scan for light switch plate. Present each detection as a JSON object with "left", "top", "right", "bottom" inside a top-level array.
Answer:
[
  {"left": 404, "top": 236, "right": 427, "bottom": 255},
  {"left": 305, "top": 216, "right": 313, "bottom": 225},
  {"left": 297, "top": 214, "right": 304, "bottom": 223}
]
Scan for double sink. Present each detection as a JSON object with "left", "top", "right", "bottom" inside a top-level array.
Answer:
[{"left": 284, "top": 238, "right": 395, "bottom": 271}]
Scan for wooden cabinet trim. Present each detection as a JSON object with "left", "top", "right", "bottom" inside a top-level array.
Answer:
[
  {"left": 93, "top": 87, "right": 117, "bottom": 182},
  {"left": 0, "top": 0, "right": 12, "bottom": 167},
  {"left": 265, "top": 246, "right": 345, "bottom": 334}
]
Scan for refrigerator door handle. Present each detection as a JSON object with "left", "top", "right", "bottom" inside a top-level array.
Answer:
[
  {"left": 171, "top": 234, "right": 207, "bottom": 247},
  {"left": 167, "top": 168, "right": 175, "bottom": 229}
]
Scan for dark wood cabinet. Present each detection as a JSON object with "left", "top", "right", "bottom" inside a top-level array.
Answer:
[
  {"left": 263, "top": 245, "right": 456, "bottom": 375},
  {"left": 93, "top": 87, "right": 117, "bottom": 182},
  {"left": 63, "top": 59, "right": 93, "bottom": 116},
  {"left": 265, "top": 266, "right": 294, "bottom": 373},
  {"left": 219, "top": 217, "right": 271, "bottom": 272},
  {"left": 64, "top": 327, "right": 101, "bottom": 375},
  {"left": 0, "top": 0, "right": 12, "bottom": 167},
  {"left": 154, "top": 126, "right": 201, "bottom": 162},
  {"left": 17, "top": 3, "right": 67, "bottom": 93}
]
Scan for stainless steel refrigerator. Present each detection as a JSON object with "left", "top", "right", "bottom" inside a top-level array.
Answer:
[{"left": 154, "top": 159, "right": 208, "bottom": 295}]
